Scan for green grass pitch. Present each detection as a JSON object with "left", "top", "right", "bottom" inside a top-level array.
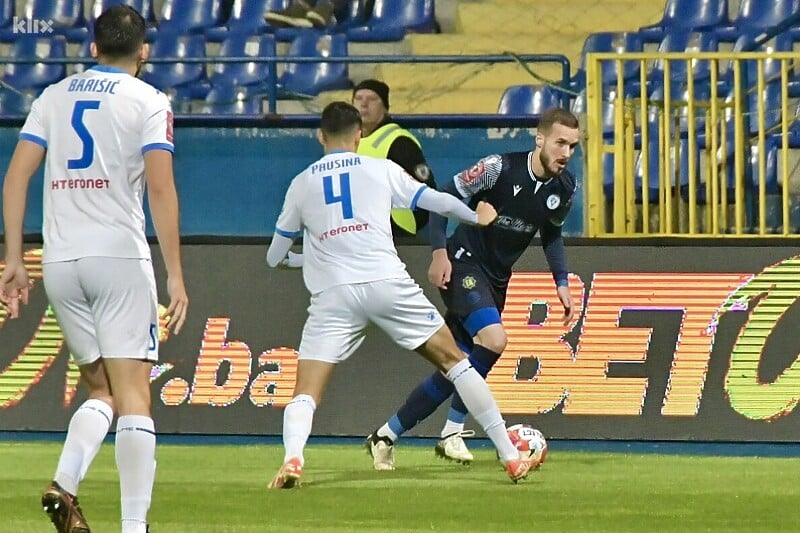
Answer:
[{"left": 2, "top": 441, "right": 800, "bottom": 532}]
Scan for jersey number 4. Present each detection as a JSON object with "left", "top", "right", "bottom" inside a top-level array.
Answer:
[
  {"left": 68, "top": 100, "right": 101, "bottom": 170},
  {"left": 323, "top": 172, "right": 353, "bottom": 219}
]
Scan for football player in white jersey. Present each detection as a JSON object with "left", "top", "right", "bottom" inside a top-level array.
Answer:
[
  {"left": 0, "top": 6, "right": 188, "bottom": 533},
  {"left": 265, "top": 102, "right": 535, "bottom": 488}
]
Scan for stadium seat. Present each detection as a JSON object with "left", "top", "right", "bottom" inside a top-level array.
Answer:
[
  {"left": 334, "top": 0, "right": 370, "bottom": 30},
  {"left": 67, "top": 0, "right": 156, "bottom": 42},
  {"left": 209, "top": 33, "right": 276, "bottom": 90},
  {"left": 201, "top": 85, "right": 264, "bottom": 114},
  {"left": 497, "top": 85, "right": 562, "bottom": 115},
  {"left": 25, "top": 0, "right": 84, "bottom": 32},
  {"left": 278, "top": 32, "right": 350, "bottom": 96},
  {"left": 72, "top": 36, "right": 93, "bottom": 73},
  {"left": 0, "top": 0, "right": 13, "bottom": 30},
  {"left": 141, "top": 33, "right": 207, "bottom": 94},
  {"left": 641, "top": 31, "right": 718, "bottom": 96},
  {"left": 638, "top": 0, "right": 728, "bottom": 42},
  {"left": 0, "top": 85, "right": 34, "bottom": 115},
  {"left": 205, "top": 0, "right": 285, "bottom": 42},
  {"left": 347, "top": 0, "right": 437, "bottom": 42},
  {"left": 570, "top": 32, "right": 642, "bottom": 94},
  {"left": 157, "top": 0, "right": 221, "bottom": 34},
  {"left": 716, "top": 0, "right": 800, "bottom": 41},
  {"left": 2, "top": 34, "right": 67, "bottom": 90}
]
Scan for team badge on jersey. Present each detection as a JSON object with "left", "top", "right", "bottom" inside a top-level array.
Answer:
[
  {"left": 546, "top": 194, "right": 561, "bottom": 210},
  {"left": 462, "top": 275, "right": 477, "bottom": 289}
]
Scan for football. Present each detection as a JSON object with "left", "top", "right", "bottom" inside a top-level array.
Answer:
[{"left": 507, "top": 423, "right": 548, "bottom": 468}]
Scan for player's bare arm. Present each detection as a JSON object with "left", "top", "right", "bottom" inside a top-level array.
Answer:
[
  {"left": 0, "top": 140, "right": 45, "bottom": 318},
  {"left": 144, "top": 149, "right": 188, "bottom": 334}
]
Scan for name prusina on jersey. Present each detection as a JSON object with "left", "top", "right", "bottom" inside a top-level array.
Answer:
[
  {"left": 67, "top": 77, "right": 120, "bottom": 94},
  {"left": 310, "top": 156, "right": 361, "bottom": 174}
]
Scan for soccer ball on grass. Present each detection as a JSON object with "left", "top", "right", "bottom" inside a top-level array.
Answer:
[{"left": 507, "top": 423, "right": 548, "bottom": 468}]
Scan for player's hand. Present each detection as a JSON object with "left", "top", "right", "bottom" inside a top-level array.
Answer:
[
  {"left": 0, "top": 261, "right": 30, "bottom": 319},
  {"left": 475, "top": 201, "right": 498, "bottom": 226},
  {"left": 164, "top": 276, "right": 189, "bottom": 335},
  {"left": 557, "top": 284, "right": 575, "bottom": 326},
  {"left": 428, "top": 248, "right": 452, "bottom": 289},
  {"left": 280, "top": 251, "right": 303, "bottom": 269}
]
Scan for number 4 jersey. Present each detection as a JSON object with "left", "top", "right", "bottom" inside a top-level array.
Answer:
[
  {"left": 19, "top": 65, "right": 174, "bottom": 264},
  {"left": 275, "top": 151, "right": 427, "bottom": 294}
]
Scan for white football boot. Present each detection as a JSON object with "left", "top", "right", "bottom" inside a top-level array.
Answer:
[{"left": 434, "top": 430, "right": 476, "bottom": 464}]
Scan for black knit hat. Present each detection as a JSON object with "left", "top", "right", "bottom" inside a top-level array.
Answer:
[{"left": 352, "top": 79, "right": 390, "bottom": 110}]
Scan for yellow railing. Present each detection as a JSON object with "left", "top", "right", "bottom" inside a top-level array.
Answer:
[{"left": 585, "top": 51, "right": 798, "bottom": 237}]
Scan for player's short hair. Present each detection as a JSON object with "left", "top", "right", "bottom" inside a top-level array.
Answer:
[
  {"left": 538, "top": 107, "right": 580, "bottom": 133},
  {"left": 320, "top": 101, "right": 362, "bottom": 137},
  {"left": 94, "top": 5, "right": 146, "bottom": 59}
]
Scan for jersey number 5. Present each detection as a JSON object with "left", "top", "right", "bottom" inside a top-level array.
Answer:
[
  {"left": 68, "top": 100, "right": 101, "bottom": 170},
  {"left": 323, "top": 172, "right": 353, "bottom": 219}
]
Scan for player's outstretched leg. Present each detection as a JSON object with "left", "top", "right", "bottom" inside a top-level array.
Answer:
[
  {"left": 417, "top": 326, "right": 532, "bottom": 483},
  {"left": 42, "top": 481, "right": 91, "bottom": 533},
  {"left": 436, "top": 345, "right": 502, "bottom": 463}
]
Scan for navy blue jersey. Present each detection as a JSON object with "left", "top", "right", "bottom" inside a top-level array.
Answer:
[{"left": 441, "top": 151, "right": 576, "bottom": 285}]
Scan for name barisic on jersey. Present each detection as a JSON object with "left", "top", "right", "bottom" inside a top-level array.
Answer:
[
  {"left": 310, "top": 156, "right": 361, "bottom": 174},
  {"left": 67, "top": 78, "right": 119, "bottom": 94}
]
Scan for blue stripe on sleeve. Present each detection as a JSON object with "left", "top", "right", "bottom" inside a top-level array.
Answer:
[
  {"left": 275, "top": 228, "right": 302, "bottom": 238},
  {"left": 19, "top": 133, "right": 47, "bottom": 149},
  {"left": 141, "top": 142, "right": 174, "bottom": 154},
  {"left": 463, "top": 307, "right": 502, "bottom": 337},
  {"left": 409, "top": 185, "right": 427, "bottom": 210}
]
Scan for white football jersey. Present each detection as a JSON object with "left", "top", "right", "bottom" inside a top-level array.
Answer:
[
  {"left": 275, "top": 151, "right": 427, "bottom": 294},
  {"left": 20, "top": 65, "right": 174, "bottom": 264}
]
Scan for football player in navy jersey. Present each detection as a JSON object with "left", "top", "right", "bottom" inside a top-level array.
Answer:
[{"left": 365, "top": 107, "right": 581, "bottom": 469}]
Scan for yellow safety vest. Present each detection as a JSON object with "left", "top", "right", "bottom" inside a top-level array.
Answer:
[{"left": 357, "top": 123, "right": 423, "bottom": 235}]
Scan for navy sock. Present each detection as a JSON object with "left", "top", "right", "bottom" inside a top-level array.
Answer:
[
  {"left": 449, "top": 345, "right": 502, "bottom": 419},
  {"left": 394, "top": 371, "right": 455, "bottom": 435}
]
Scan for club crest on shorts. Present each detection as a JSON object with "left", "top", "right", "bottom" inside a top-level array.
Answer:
[
  {"left": 546, "top": 194, "right": 561, "bottom": 210},
  {"left": 462, "top": 276, "right": 477, "bottom": 289}
]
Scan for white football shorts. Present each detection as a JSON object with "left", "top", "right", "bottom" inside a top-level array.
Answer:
[
  {"left": 43, "top": 257, "right": 159, "bottom": 366},
  {"left": 298, "top": 277, "right": 445, "bottom": 363}
]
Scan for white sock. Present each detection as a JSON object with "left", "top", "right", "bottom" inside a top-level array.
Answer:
[
  {"left": 441, "top": 420, "right": 465, "bottom": 439},
  {"left": 54, "top": 398, "right": 113, "bottom": 495},
  {"left": 376, "top": 423, "right": 398, "bottom": 442},
  {"left": 446, "top": 359, "right": 518, "bottom": 463},
  {"left": 283, "top": 394, "right": 316, "bottom": 464},
  {"left": 116, "top": 415, "right": 155, "bottom": 533}
]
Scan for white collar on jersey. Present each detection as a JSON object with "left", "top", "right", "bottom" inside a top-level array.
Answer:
[{"left": 527, "top": 151, "right": 553, "bottom": 192}]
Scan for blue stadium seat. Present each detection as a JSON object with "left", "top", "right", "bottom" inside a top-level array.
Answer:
[
  {"left": 140, "top": 33, "right": 207, "bottom": 94},
  {"left": 2, "top": 34, "right": 67, "bottom": 90},
  {"left": 497, "top": 85, "right": 562, "bottom": 115},
  {"left": 642, "top": 31, "right": 718, "bottom": 96},
  {"left": 347, "top": 0, "right": 437, "bottom": 42},
  {"left": 72, "top": 36, "right": 93, "bottom": 73},
  {"left": 0, "top": 0, "right": 13, "bottom": 30},
  {"left": 201, "top": 85, "right": 264, "bottom": 114},
  {"left": 639, "top": 0, "right": 728, "bottom": 42},
  {"left": 278, "top": 32, "right": 350, "bottom": 96},
  {"left": 0, "top": 86, "right": 34, "bottom": 115},
  {"left": 209, "top": 33, "right": 276, "bottom": 90},
  {"left": 26, "top": 0, "right": 84, "bottom": 32},
  {"left": 716, "top": 0, "right": 800, "bottom": 41},
  {"left": 570, "top": 32, "right": 642, "bottom": 94},
  {"left": 205, "top": 0, "right": 285, "bottom": 42},
  {"left": 67, "top": 0, "right": 156, "bottom": 42},
  {"left": 157, "top": 0, "right": 221, "bottom": 34},
  {"left": 334, "top": 0, "right": 370, "bottom": 30}
]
